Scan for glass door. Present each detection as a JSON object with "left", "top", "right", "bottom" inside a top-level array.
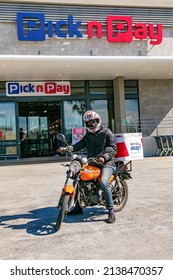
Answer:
[
  {"left": 27, "top": 115, "right": 49, "bottom": 156},
  {"left": 19, "top": 102, "right": 61, "bottom": 157}
]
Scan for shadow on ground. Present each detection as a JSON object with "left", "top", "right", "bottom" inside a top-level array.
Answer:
[{"left": 0, "top": 206, "right": 107, "bottom": 236}]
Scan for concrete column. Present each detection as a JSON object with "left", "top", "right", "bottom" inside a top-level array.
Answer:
[{"left": 113, "top": 76, "right": 126, "bottom": 133}]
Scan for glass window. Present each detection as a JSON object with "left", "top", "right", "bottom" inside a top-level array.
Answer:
[
  {"left": 124, "top": 80, "right": 138, "bottom": 87},
  {"left": 124, "top": 80, "right": 139, "bottom": 132},
  {"left": 70, "top": 80, "right": 85, "bottom": 95},
  {"left": 89, "top": 81, "right": 113, "bottom": 87},
  {"left": 19, "top": 116, "right": 27, "bottom": 134},
  {"left": 28, "top": 116, "right": 40, "bottom": 139},
  {"left": 125, "top": 99, "right": 139, "bottom": 132},
  {"left": 90, "top": 87, "right": 113, "bottom": 95},
  {"left": 70, "top": 81, "right": 85, "bottom": 87},
  {"left": 90, "top": 100, "right": 109, "bottom": 127},
  {"left": 40, "top": 117, "right": 48, "bottom": 139},
  {"left": 0, "top": 102, "right": 17, "bottom": 156},
  {"left": 0, "top": 143, "right": 17, "bottom": 156},
  {"left": 125, "top": 87, "right": 138, "bottom": 94},
  {"left": 124, "top": 80, "right": 138, "bottom": 96},
  {"left": 71, "top": 87, "right": 85, "bottom": 95},
  {"left": 89, "top": 80, "right": 113, "bottom": 95},
  {"left": 0, "top": 102, "right": 16, "bottom": 141},
  {"left": 64, "top": 101, "right": 86, "bottom": 142}
]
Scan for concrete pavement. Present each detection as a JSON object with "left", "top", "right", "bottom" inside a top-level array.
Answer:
[{"left": 0, "top": 156, "right": 173, "bottom": 260}]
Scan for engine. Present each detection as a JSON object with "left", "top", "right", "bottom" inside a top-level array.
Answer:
[{"left": 79, "top": 181, "right": 103, "bottom": 207}]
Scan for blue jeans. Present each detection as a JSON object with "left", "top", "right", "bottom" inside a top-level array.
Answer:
[{"left": 100, "top": 165, "right": 116, "bottom": 210}]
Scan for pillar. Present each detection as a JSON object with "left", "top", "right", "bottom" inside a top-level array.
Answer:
[{"left": 113, "top": 76, "right": 126, "bottom": 133}]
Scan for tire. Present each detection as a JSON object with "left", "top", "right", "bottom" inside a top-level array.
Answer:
[
  {"left": 111, "top": 179, "right": 129, "bottom": 212},
  {"left": 55, "top": 194, "right": 70, "bottom": 231}
]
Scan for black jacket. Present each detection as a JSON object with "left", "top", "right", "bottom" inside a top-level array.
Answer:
[{"left": 71, "top": 125, "right": 117, "bottom": 166}]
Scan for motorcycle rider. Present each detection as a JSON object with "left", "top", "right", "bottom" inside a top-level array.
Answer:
[{"left": 58, "top": 110, "right": 117, "bottom": 223}]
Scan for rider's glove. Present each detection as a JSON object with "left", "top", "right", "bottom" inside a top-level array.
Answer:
[
  {"left": 57, "top": 146, "right": 73, "bottom": 154},
  {"left": 98, "top": 157, "right": 105, "bottom": 164}
]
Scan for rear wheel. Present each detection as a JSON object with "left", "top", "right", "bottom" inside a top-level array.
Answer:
[
  {"left": 111, "top": 179, "right": 128, "bottom": 212},
  {"left": 55, "top": 194, "right": 70, "bottom": 231}
]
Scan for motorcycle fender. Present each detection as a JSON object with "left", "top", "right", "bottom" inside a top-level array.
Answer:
[{"left": 63, "top": 184, "right": 75, "bottom": 195}]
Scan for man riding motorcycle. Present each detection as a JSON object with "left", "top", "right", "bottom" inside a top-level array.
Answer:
[{"left": 58, "top": 110, "right": 117, "bottom": 223}]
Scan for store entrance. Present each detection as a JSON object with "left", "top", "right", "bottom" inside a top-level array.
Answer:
[{"left": 18, "top": 102, "right": 61, "bottom": 158}]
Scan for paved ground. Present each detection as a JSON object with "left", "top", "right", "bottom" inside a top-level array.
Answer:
[{"left": 0, "top": 156, "right": 173, "bottom": 260}]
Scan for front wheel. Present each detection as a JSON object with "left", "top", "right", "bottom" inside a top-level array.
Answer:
[
  {"left": 55, "top": 194, "right": 70, "bottom": 231},
  {"left": 111, "top": 179, "right": 129, "bottom": 212}
]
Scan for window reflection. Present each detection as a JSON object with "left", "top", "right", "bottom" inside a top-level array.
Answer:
[
  {"left": 71, "top": 88, "right": 85, "bottom": 95},
  {"left": 125, "top": 99, "right": 139, "bottom": 132},
  {"left": 89, "top": 81, "right": 113, "bottom": 87},
  {"left": 89, "top": 88, "right": 113, "bottom": 95},
  {"left": 28, "top": 116, "right": 39, "bottom": 139},
  {"left": 64, "top": 101, "right": 86, "bottom": 142},
  {"left": 90, "top": 100, "right": 109, "bottom": 127},
  {"left": 0, "top": 102, "right": 16, "bottom": 141},
  {"left": 0, "top": 102, "right": 16, "bottom": 156},
  {"left": 40, "top": 117, "right": 48, "bottom": 139},
  {"left": 89, "top": 80, "right": 113, "bottom": 95}
]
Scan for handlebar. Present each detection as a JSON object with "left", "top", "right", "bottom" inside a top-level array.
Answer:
[
  {"left": 57, "top": 146, "right": 72, "bottom": 157},
  {"left": 88, "top": 157, "right": 103, "bottom": 167}
]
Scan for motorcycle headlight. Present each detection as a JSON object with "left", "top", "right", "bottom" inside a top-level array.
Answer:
[{"left": 69, "top": 160, "right": 81, "bottom": 174}]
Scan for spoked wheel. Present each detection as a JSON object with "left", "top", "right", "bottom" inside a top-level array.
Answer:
[
  {"left": 111, "top": 179, "right": 129, "bottom": 212},
  {"left": 55, "top": 194, "right": 70, "bottom": 231}
]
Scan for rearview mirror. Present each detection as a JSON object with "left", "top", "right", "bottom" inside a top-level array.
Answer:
[{"left": 56, "top": 133, "right": 65, "bottom": 142}]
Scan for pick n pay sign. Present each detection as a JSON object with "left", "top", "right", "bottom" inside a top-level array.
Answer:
[
  {"left": 17, "top": 12, "right": 162, "bottom": 45},
  {"left": 6, "top": 81, "right": 71, "bottom": 96}
]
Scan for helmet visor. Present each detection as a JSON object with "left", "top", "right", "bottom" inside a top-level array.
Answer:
[{"left": 86, "top": 119, "right": 98, "bottom": 129}]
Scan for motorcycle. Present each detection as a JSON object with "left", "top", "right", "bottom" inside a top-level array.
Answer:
[{"left": 55, "top": 133, "right": 132, "bottom": 231}]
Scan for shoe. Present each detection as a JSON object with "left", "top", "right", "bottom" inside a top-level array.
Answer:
[
  {"left": 67, "top": 205, "right": 83, "bottom": 216},
  {"left": 108, "top": 209, "right": 116, "bottom": 223}
]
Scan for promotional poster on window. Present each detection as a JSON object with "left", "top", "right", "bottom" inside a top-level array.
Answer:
[{"left": 72, "top": 127, "right": 86, "bottom": 144}]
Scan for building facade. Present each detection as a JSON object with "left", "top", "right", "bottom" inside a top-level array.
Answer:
[{"left": 1, "top": 0, "right": 173, "bottom": 158}]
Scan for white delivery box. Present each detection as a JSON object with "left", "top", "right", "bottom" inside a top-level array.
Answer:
[{"left": 114, "top": 133, "right": 144, "bottom": 161}]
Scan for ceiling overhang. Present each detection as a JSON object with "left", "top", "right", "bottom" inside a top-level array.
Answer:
[{"left": 0, "top": 55, "right": 173, "bottom": 81}]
